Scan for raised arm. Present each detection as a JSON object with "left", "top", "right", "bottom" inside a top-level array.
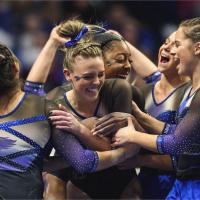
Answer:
[
  {"left": 26, "top": 26, "right": 68, "bottom": 83},
  {"left": 126, "top": 41, "right": 158, "bottom": 78}
]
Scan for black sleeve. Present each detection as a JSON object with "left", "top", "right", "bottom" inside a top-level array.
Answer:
[{"left": 100, "top": 79, "right": 132, "bottom": 114}]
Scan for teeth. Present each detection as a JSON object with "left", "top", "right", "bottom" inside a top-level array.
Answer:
[{"left": 161, "top": 53, "right": 169, "bottom": 58}]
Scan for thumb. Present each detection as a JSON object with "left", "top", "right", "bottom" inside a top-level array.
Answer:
[{"left": 127, "top": 117, "right": 133, "bottom": 127}]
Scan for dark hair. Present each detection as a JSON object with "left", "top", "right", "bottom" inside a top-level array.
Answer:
[
  {"left": 0, "top": 44, "right": 19, "bottom": 93},
  {"left": 92, "top": 32, "right": 122, "bottom": 50},
  {"left": 180, "top": 17, "right": 200, "bottom": 42}
]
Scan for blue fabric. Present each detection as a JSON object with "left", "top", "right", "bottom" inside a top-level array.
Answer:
[
  {"left": 166, "top": 179, "right": 200, "bottom": 200},
  {"left": 24, "top": 81, "right": 46, "bottom": 96},
  {"left": 144, "top": 71, "right": 161, "bottom": 84},
  {"left": 139, "top": 171, "right": 175, "bottom": 199},
  {"left": 65, "top": 27, "right": 88, "bottom": 48}
]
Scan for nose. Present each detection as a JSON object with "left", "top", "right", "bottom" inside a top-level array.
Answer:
[
  {"left": 163, "top": 42, "right": 171, "bottom": 52},
  {"left": 124, "top": 59, "right": 131, "bottom": 69},
  {"left": 92, "top": 75, "right": 101, "bottom": 85},
  {"left": 170, "top": 43, "right": 177, "bottom": 55}
]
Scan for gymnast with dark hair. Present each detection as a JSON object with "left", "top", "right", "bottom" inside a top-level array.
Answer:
[{"left": 0, "top": 26, "right": 67, "bottom": 199}]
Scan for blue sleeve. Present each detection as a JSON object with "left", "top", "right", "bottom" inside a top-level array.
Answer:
[
  {"left": 24, "top": 81, "right": 46, "bottom": 96},
  {"left": 144, "top": 71, "right": 161, "bottom": 84},
  {"left": 52, "top": 128, "right": 99, "bottom": 174},
  {"left": 156, "top": 92, "right": 200, "bottom": 156}
]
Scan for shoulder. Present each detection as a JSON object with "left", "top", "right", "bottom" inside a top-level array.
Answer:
[
  {"left": 47, "top": 83, "right": 72, "bottom": 100},
  {"left": 102, "top": 78, "right": 131, "bottom": 92}
]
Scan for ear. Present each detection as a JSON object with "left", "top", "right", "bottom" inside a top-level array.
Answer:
[
  {"left": 194, "top": 42, "right": 200, "bottom": 56},
  {"left": 63, "top": 68, "right": 72, "bottom": 82}
]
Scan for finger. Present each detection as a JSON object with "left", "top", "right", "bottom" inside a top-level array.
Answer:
[
  {"left": 55, "top": 125, "right": 70, "bottom": 130},
  {"left": 58, "top": 104, "right": 68, "bottom": 112},
  {"left": 95, "top": 115, "right": 112, "bottom": 127},
  {"left": 50, "top": 110, "right": 70, "bottom": 117},
  {"left": 93, "top": 124, "right": 115, "bottom": 136},
  {"left": 127, "top": 117, "right": 133, "bottom": 126},
  {"left": 51, "top": 120, "right": 71, "bottom": 126},
  {"left": 111, "top": 141, "right": 121, "bottom": 148},
  {"left": 49, "top": 116, "right": 71, "bottom": 122},
  {"left": 96, "top": 117, "right": 127, "bottom": 131}
]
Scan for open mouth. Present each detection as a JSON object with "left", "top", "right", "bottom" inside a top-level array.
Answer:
[
  {"left": 160, "top": 54, "right": 170, "bottom": 63},
  {"left": 116, "top": 74, "right": 127, "bottom": 79}
]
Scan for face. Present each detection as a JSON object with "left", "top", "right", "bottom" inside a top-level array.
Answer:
[
  {"left": 103, "top": 40, "right": 132, "bottom": 79},
  {"left": 174, "top": 27, "right": 196, "bottom": 76},
  {"left": 157, "top": 32, "right": 180, "bottom": 75},
  {"left": 64, "top": 55, "right": 105, "bottom": 102}
]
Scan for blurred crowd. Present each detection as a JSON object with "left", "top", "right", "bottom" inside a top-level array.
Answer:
[{"left": 0, "top": 0, "right": 199, "bottom": 90}]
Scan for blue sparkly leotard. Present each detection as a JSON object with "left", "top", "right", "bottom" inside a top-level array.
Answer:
[
  {"left": 0, "top": 83, "right": 51, "bottom": 199},
  {"left": 139, "top": 71, "right": 191, "bottom": 199},
  {"left": 156, "top": 86, "right": 200, "bottom": 200}
]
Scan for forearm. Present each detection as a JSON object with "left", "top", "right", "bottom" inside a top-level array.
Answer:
[
  {"left": 96, "top": 148, "right": 127, "bottom": 171},
  {"left": 127, "top": 41, "right": 157, "bottom": 78},
  {"left": 133, "top": 131, "right": 158, "bottom": 153},
  {"left": 138, "top": 154, "right": 173, "bottom": 171},
  {"left": 27, "top": 39, "right": 59, "bottom": 83},
  {"left": 135, "top": 111, "right": 165, "bottom": 134},
  {"left": 78, "top": 125, "right": 111, "bottom": 151}
]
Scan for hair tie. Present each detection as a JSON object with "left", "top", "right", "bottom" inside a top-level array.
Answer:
[{"left": 65, "top": 26, "right": 89, "bottom": 48}]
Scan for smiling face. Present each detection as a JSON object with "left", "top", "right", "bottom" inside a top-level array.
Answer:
[
  {"left": 103, "top": 40, "right": 132, "bottom": 79},
  {"left": 174, "top": 27, "right": 197, "bottom": 77},
  {"left": 157, "top": 32, "right": 180, "bottom": 76},
  {"left": 64, "top": 55, "right": 105, "bottom": 102}
]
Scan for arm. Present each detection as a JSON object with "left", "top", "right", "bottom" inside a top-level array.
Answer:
[
  {"left": 26, "top": 26, "right": 68, "bottom": 83},
  {"left": 118, "top": 154, "right": 173, "bottom": 171},
  {"left": 126, "top": 41, "right": 158, "bottom": 79},
  {"left": 52, "top": 127, "right": 139, "bottom": 173},
  {"left": 49, "top": 104, "right": 111, "bottom": 151},
  {"left": 113, "top": 92, "right": 200, "bottom": 156},
  {"left": 132, "top": 101, "right": 165, "bottom": 134},
  {"left": 107, "top": 30, "right": 157, "bottom": 79}
]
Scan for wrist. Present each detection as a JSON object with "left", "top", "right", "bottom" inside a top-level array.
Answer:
[
  {"left": 79, "top": 123, "right": 88, "bottom": 136},
  {"left": 47, "top": 38, "right": 61, "bottom": 48}
]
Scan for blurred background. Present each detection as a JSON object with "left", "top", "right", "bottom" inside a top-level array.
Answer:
[{"left": 0, "top": 0, "right": 199, "bottom": 91}]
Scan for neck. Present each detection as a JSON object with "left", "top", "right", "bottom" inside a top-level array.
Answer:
[
  {"left": 67, "top": 90, "right": 99, "bottom": 117},
  {"left": 189, "top": 61, "right": 200, "bottom": 93},
  {"left": 0, "top": 88, "right": 24, "bottom": 115},
  {"left": 159, "top": 73, "right": 187, "bottom": 91}
]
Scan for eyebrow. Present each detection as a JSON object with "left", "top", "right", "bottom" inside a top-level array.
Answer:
[{"left": 82, "top": 71, "right": 105, "bottom": 75}]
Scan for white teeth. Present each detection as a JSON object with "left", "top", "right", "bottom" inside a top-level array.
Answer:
[
  {"left": 87, "top": 88, "right": 98, "bottom": 92},
  {"left": 161, "top": 53, "right": 169, "bottom": 58}
]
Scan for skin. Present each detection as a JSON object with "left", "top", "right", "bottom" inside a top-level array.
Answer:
[
  {"left": 112, "top": 25, "right": 200, "bottom": 154},
  {"left": 93, "top": 31, "right": 190, "bottom": 172},
  {"left": 103, "top": 40, "right": 132, "bottom": 79}
]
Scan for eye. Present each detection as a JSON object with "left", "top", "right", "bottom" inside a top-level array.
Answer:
[
  {"left": 175, "top": 41, "right": 180, "bottom": 48},
  {"left": 128, "top": 59, "right": 133, "bottom": 64},
  {"left": 82, "top": 74, "right": 95, "bottom": 81},
  {"left": 98, "top": 72, "right": 105, "bottom": 78}
]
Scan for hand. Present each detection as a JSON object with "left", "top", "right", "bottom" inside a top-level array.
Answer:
[
  {"left": 111, "top": 117, "right": 136, "bottom": 148},
  {"left": 132, "top": 100, "right": 144, "bottom": 118},
  {"left": 107, "top": 29, "right": 122, "bottom": 38},
  {"left": 49, "top": 104, "right": 83, "bottom": 135},
  {"left": 120, "top": 143, "right": 140, "bottom": 161},
  {"left": 49, "top": 26, "right": 70, "bottom": 47},
  {"left": 92, "top": 112, "right": 132, "bottom": 136},
  {"left": 118, "top": 155, "right": 141, "bottom": 170}
]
